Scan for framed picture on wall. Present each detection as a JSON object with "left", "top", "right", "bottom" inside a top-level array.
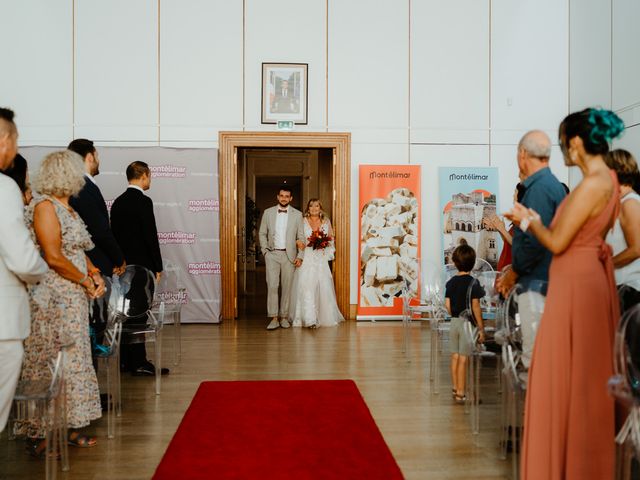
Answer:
[{"left": 261, "top": 62, "right": 308, "bottom": 125}]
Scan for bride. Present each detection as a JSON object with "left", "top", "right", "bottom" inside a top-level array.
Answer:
[{"left": 289, "top": 198, "right": 344, "bottom": 328}]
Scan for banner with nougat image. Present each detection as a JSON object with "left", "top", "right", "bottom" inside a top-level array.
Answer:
[{"left": 357, "top": 165, "right": 421, "bottom": 320}]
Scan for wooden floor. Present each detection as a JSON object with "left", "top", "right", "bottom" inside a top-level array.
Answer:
[{"left": 0, "top": 315, "right": 512, "bottom": 480}]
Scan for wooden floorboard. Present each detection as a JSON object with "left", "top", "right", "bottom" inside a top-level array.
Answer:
[{"left": 0, "top": 318, "right": 511, "bottom": 479}]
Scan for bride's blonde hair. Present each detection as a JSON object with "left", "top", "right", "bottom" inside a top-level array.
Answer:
[{"left": 304, "top": 198, "right": 326, "bottom": 220}]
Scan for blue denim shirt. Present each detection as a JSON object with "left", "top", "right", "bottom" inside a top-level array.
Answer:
[{"left": 512, "top": 167, "right": 567, "bottom": 290}]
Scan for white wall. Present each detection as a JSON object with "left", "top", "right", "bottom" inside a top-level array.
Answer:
[
  {"left": 160, "top": 0, "right": 243, "bottom": 147},
  {"left": 569, "top": 0, "right": 640, "bottom": 185},
  {"left": 0, "top": 0, "right": 73, "bottom": 144},
  {"left": 7, "top": 0, "right": 636, "bottom": 305},
  {"left": 74, "top": 0, "right": 158, "bottom": 144}
]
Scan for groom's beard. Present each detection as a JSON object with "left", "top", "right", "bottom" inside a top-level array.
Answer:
[{"left": 278, "top": 201, "right": 290, "bottom": 207}]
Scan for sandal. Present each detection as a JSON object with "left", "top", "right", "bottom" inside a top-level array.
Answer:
[
  {"left": 68, "top": 431, "right": 97, "bottom": 448},
  {"left": 454, "top": 393, "right": 467, "bottom": 404}
]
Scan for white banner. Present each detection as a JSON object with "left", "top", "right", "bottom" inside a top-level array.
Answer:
[{"left": 20, "top": 146, "right": 221, "bottom": 323}]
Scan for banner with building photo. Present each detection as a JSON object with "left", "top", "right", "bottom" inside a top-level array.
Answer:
[
  {"left": 21, "top": 146, "right": 221, "bottom": 323},
  {"left": 357, "top": 165, "right": 421, "bottom": 320},
  {"left": 439, "top": 167, "right": 500, "bottom": 269}
]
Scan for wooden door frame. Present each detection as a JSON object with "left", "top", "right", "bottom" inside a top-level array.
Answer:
[{"left": 218, "top": 131, "right": 351, "bottom": 320}]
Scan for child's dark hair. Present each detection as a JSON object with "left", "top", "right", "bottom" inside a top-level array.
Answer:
[{"left": 452, "top": 242, "right": 476, "bottom": 272}]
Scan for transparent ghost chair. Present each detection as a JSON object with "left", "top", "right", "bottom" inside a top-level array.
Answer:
[
  {"left": 401, "top": 259, "right": 446, "bottom": 363},
  {"left": 463, "top": 271, "right": 501, "bottom": 435},
  {"left": 9, "top": 335, "right": 74, "bottom": 479},
  {"left": 92, "top": 276, "right": 123, "bottom": 436},
  {"left": 609, "top": 304, "right": 640, "bottom": 479},
  {"left": 498, "top": 283, "right": 526, "bottom": 477},
  {"left": 150, "top": 259, "right": 186, "bottom": 366},
  {"left": 428, "top": 261, "right": 494, "bottom": 395},
  {"left": 113, "top": 265, "right": 166, "bottom": 395}
]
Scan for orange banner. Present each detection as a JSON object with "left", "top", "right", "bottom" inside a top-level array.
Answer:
[{"left": 357, "top": 165, "right": 421, "bottom": 319}]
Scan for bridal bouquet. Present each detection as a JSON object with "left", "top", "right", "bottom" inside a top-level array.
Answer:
[{"left": 307, "top": 230, "right": 332, "bottom": 250}]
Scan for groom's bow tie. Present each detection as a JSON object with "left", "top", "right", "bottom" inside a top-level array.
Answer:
[{"left": 278, "top": 209, "right": 287, "bottom": 213}]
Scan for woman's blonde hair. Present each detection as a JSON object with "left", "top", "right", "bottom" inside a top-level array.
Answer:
[
  {"left": 605, "top": 149, "right": 639, "bottom": 187},
  {"left": 32, "top": 150, "right": 86, "bottom": 197},
  {"left": 304, "top": 198, "right": 326, "bottom": 220}
]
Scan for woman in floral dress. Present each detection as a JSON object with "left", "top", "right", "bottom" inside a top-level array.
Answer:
[{"left": 16, "top": 150, "right": 105, "bottom": 454}]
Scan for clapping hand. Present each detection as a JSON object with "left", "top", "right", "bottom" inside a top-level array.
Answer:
[
  {"left": 504, "top": 202, "right": 532, "bottom": 227},
  {"left": 483, "top": 214, "right": 504, "bottom": 231}
]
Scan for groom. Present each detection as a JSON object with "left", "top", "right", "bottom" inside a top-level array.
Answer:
[{"left": 258, "top": 185, "right": 305, "bottom": 330}]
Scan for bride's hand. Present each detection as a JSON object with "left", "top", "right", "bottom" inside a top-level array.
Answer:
[{"left": 296, "top": 240, "right": 305, "bottom": 251}]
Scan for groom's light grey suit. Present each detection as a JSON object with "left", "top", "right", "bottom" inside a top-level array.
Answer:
[{"left": 259, "top": 205, "right": 305, "bottom": 319}]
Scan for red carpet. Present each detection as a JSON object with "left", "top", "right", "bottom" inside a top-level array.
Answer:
[{"left": 153, "top": 380, "right": 404, "bottom": 479}]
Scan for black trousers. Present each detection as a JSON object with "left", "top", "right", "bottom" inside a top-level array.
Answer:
[{"left": 120, "top": 272, "right": 154, "bottom": 371}]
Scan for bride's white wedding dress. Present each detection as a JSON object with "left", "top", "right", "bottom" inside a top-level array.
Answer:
[{"left": 289, "top": 219, "right": 344, "bottom": 328}]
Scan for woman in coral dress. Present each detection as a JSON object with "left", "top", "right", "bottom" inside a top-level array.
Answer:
[{"left": 506, "top": 108, "right": 625, "bottom": 479}]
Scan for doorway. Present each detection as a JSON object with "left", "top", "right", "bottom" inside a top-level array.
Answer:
[
  {"left": 218, "top": 131, "right": 351, "bottom": 321},
  {"left": 236, "top": 148, "right": 334, "bottom": 318}
]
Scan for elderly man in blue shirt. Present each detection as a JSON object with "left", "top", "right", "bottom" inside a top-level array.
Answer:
[{"left": 497, "top": 130, "right": 567, "bottom": 368}]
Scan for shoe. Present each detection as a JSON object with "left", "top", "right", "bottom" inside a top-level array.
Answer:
[
  {"left": 132, "top": 362, "right": 170, "bottom": 376},
  {"left": 68, "top": 431, "right": 97, "bottom": 448},
  {"left": 280, "top": 318, "right": 291, "bottom": 329},
  {"left": 267, "top": 318, "right": 280, "bottom": 330},
  {"left": 100, "top": 393, "right": 110, "bottom": 411}
]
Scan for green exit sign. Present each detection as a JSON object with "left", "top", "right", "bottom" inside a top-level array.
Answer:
[{"left": 277, "top": 120, "right": 294, "bottom": 131}]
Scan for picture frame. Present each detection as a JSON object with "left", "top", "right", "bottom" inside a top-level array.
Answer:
[{"left": 261, "top": 62, "right": 308, "bottom": 125}]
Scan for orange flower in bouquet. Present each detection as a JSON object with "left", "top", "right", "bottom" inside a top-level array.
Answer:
[{"left": 307, "top": 230, "right": 332, "bottom": 250}]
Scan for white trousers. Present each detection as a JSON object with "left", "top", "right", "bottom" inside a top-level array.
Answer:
[
  {"left": 265, "top": 250, "right": 295, "bottom": 318},
  {"left": 519, "top": 291, "right": 545, "bottom": 369},
  {"left": 0, "top": 340, "right": 23, "bottom": 432}
]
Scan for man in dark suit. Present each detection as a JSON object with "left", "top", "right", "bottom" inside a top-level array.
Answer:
[
  {"left": 68, "top": 139, "right": 125, "bottom": 374},
  {"left": 68, "top": 139, "right": 126, "bottom": 278},
  {"left": 111, "top": 161, "right": 168, "bottom": 376}
]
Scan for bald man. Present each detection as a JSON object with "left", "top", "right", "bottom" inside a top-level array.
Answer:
[{"left": 498, "top": 130, "right": 566, "bottom": 368}]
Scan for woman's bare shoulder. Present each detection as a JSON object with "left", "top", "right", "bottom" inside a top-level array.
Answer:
[{"left": 576, "top": 169, "right": 614, "bottom": 196}]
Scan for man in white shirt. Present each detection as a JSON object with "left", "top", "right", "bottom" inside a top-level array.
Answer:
[
  {"left": 258, "top": 186, "right": 305, "bottom": 330},
  {"left": 0, "top": 107, "right": 48, "bottom": 431}
]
